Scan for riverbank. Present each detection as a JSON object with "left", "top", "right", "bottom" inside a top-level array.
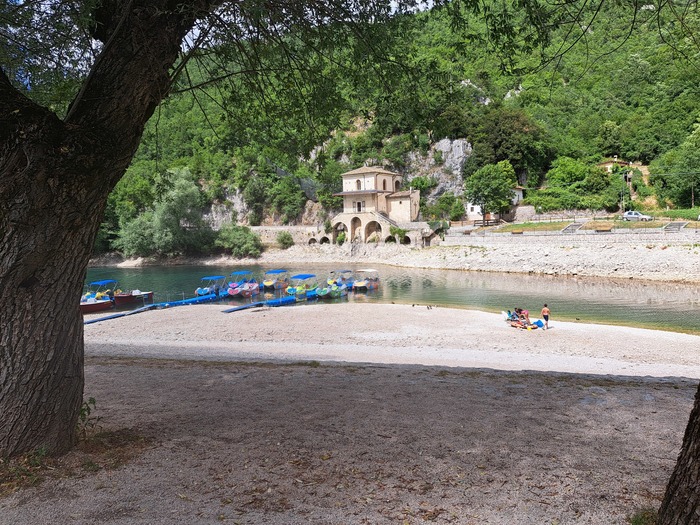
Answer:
[
  {"left": 91, "top": 235, "right": 700, "bottom": 284},
  {"left": 83, "top": 303, "right": 700, "bottom": 379}
]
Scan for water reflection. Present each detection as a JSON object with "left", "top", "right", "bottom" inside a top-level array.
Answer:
[{"left": 87, "top": 263, "right": 700, "bottom": 334}]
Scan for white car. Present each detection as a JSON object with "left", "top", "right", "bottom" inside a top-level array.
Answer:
[{"left": 622, "top": 210, "right": 653, "bottom": 221}]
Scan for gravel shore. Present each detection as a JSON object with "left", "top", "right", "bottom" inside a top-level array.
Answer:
[{"left": 109, "top": 232, "right": 700, "bottom": 284}]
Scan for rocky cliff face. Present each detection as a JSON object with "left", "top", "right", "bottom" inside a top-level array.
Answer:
[
  {"left": 203, "top": 194, "right": 243, "bottom": 231},
  {"left": 405, "top": 138, "right": 472, "bottom": 200},
  {"left": 208, "top": 137, "right": 473, "bottom": 229}
]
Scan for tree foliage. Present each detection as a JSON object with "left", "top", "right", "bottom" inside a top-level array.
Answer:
[
  {"left": 464, "top": 160, "right": 517, "bottom": 222},
  {"left": 524, "top": 157, "right": 621, "bottom": 212},
  {"left": 215, "top": 224, "right": 263, "bottom": 258},
  {"left": 650, "top": 124, "right": 700, "bottom": 209},
  {"left": 422, "top": 192, "right": 464, "bottom": 221},
  {"left": 115, "top": 169, "right": 215, "bottom": 256}
]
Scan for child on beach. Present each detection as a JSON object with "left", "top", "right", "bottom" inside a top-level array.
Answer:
[{"left": 541, "top": 304, "right": 551, "bottom": 330}]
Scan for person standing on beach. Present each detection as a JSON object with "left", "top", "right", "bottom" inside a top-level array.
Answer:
[{"left": 541, "top": 304, "right": 551, "bottom": 330}]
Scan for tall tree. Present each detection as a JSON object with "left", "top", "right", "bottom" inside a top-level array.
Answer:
[
  {"left": 464, "top": 160, "right": 516, "bottom": 224},
  {"left": 0, "top": 0, "right": 425, "bottom": 458}
]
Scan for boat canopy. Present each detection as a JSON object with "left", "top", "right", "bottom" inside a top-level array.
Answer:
[
  {"left": 88, "top": 279, "right": 118, "bottom": 287},
  {"left": 201, "top": 275, "right": 225, "bottom": 281},
  {"left": 291, "top": 273, "right": 316, "bottom": 280},
  {"left": 356, "top": 269, "right": 379, "bottom": 273},
  {"left": 229, "top": 270, "right": 253, "bottom": 276},
  {"left": 265, "top": 269, "right": 288, "bottom": 275}
]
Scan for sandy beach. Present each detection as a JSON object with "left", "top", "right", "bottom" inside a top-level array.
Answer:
[
  {"left": 4, "top": 238, "right": 700, "bottom": 524},
  {"left": 85, "top": 303, "right": 700, "bottom": 379},
  {"left": 2, "top": 302, "right": 700, "bottom": 524}
]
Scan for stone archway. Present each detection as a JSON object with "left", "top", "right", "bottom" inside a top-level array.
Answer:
[
  {"left": 319, "top": 236, "right": 330, "bottom": 244},
  {"left": 364, "top": 221, "right": 382, "bottom": 243},
  {"left": 351, "top": 217, "right": 362, "bottom": 242},
  {"left": 333, "top": 222, "right": 348, "bottom": 244},
  {"left": 308, "top": 238, "right": 317, "bottom": 245}
]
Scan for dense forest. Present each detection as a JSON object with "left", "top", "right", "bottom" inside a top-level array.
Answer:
[{"left": 100, "top": 5, "right": 700, "bottom": 256}]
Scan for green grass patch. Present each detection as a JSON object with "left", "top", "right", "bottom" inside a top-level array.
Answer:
[
  {"left": 628, "top": 507, "right": 658, "bottom": 525},
  {"left": 578, "top": 219, "right": 666, "bottom": 230},
  {"left": 653, "top": 208, "right": 700, "bottom": 221}
]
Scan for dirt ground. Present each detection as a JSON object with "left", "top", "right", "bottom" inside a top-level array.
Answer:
[{"left": 2, "top": 304, "right": 698, "bottom": 524}]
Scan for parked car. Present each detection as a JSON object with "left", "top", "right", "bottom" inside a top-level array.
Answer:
[{"left": 622, "top": 210, "right": 653, "bottom": 221}]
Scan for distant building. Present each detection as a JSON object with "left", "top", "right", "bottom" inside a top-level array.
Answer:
[
  {"left": 331, "top": 166, "right": 420, "bottom": 243},
  {"left": 596, "top": 157, "right": 644, "bottom": 184},
  {"left": 597, "top": 157, "right": 631, "bottom": 173}
]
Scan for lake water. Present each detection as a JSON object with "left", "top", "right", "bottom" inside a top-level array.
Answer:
[{"left": 86, "top": 263, "right": 700, "bottom": 335}]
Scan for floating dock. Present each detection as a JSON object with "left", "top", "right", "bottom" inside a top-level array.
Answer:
[{"left": 83, "top": 291, "right": 309, "bottom": 324}]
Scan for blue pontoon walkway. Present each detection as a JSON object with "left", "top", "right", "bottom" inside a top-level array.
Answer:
[{"left": 83, "top": 291, "right": 309, "bottom": 324}]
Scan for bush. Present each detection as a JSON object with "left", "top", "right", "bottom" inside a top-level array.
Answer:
[
  {"left": 276, "top": 231, "right": 294, "bottom": 249},
  {"left": 336, "top": 231, "right": 346, "bottom": 245},
  {"left": 216, "top": 225, "right": 263, "bottom": 258},
  {"left": 381, "top": 133, "right": 413, "bottom": 168},
  {"left": 114, "top": 212, "right": 157, "bottom": 257},
  {"left": 390, "top": 226, "right": 408, "bottom": 241},
  {"left": 632, "top": 179, "right": 654, "bottom": 199},
  {"left": 662, "top": 207, "right": 700, "bottom": 220},
  {"left": 409, "top": 175, "right": 438, "bottom": 196},
  {"left": 114, "top": 170, "right": 215, "bottom": 257}
]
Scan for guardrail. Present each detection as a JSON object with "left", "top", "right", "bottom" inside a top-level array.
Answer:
[{"left": 441, "top": 228, "right": 699, "bottom": 245}]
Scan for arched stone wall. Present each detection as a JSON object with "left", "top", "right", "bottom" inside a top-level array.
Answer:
[
  {"left": 364, "top": 221, "right": 382, "bottom": 242},
  {"left": 319, "top": 236, "right": 330, "bottom": 244},
  {"left": 351, "top": 217, "right": 362, "bottom": 241},
  {"left": 332, "top": 221, "right": 347, "bottom": 244}
]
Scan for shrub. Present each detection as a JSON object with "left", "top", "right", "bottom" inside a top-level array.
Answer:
[
  {"left": 381, "top": 133, "right": 413, "bottom": 168},
  {"left": 276, "top": 231, "right": 295, "bottom": 249},
  {"left": 336, "top": 232, "right": 346, "bottom": 245},
  {"left": 390, "top": 225, "right": 408, "bottom": 242},
  {"left": 409, "top": 175, "right": 438, "bottom": 196},
  {"left": 216, "top": 225, "right": 263, "bottom": 258},
  {"left": 662, "top": 207, "right": 700, "bottom": 220},
  {"left": 114, "top": 170, "right": 216, "bottom": 256}
]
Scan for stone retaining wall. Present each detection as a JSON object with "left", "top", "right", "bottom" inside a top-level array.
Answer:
[{"left": 442, "top": 229, "right": 700, "bottom": 246}]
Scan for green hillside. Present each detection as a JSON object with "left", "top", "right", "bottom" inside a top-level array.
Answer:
[{"left": 100, "top": 4, "right": 700, "bottom": 256}]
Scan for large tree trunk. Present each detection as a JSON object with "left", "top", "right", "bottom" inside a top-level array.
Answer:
[
  {"left": 0, "top": 164, "right": 102, "bottom": 455},
  {"left": 658, "top": 384, "right": 700, "bottom": 524},
  {"left": 0, "top": 1, "right": 212, "bottom": 457},
  {"left": 0, "top": 90, "right": 128, "bottom": 456}
]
